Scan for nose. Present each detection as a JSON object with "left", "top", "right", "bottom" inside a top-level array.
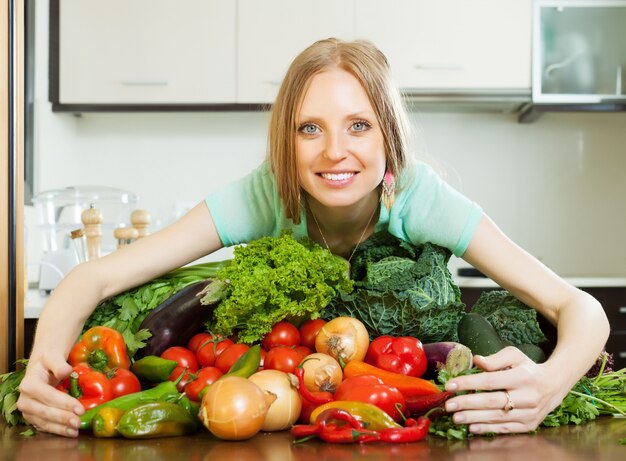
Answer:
[{"left": 323, "top": 130, "right": 348, "bottom": 161}]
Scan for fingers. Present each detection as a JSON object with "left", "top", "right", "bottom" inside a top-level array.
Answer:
[
  {"left": 446, "top": 390, "right": 516, "bottom": 412},
  {"left": 445, "top": 347, "right": 532, "bottom": 393}
]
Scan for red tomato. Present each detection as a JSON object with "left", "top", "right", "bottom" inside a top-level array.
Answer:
[
  {"left": 109, "top": 368, "right": 141, "bottom": 398},
  {"left": 299, "top": 319, "right": 327, "bottom": 350},
  {"left": 161, "top": 346, "right": 199, "bottom": 373},
  {"left": 215, "top": 343, "right": 250, "bottom": 374},
  {"left": 294, "top": 345, "right": 313, "bottom": 357},
  {"left": 168, "top": 365, "right": 194, "bottom": 392},
  {"left": 196, "top": 338, "right": 234, "bottom": 368},
  {"left": 184, "top": 367, "right": 223, "bottom": 402},
  {"left": 264, "top": 346, "right": 304, "bottom": 374},
  {"left": 187, "top": 332, "right": 215, "bottom": 353},
  {"left": 261, "top": 321, "right": 300, "bottom": 349}
]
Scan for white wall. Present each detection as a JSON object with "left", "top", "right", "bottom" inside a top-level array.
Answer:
[{"left": 27, "top": 0, "right": 626, "bottom": 279}]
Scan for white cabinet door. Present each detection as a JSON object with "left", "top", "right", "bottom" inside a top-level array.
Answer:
[
  {"left": 355, "top": 0, "right": 531, "bottom": 91},
  {"left": 237, "top": 0, "right": 355, "bottom": 103},
  {"left": 59, "top": 0, "right": 236, "bottom": 104}
]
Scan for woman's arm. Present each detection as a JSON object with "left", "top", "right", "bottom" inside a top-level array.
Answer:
[
  {"left": 17, "top": 202, "right": 223, "bottom": 437},
  {"left": 444, "top": 214, "right": 610, "bottom": 434}
]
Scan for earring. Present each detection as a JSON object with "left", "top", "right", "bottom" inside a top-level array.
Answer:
[{"left": 381, "top": 171, "right": 395, "bottom": 210}]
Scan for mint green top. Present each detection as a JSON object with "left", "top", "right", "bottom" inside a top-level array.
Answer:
[{"left": 205, "top": 161, "right": 483, "bottom": 257}]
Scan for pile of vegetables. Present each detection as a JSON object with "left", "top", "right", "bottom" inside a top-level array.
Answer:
[{"left": 1, "top": 231, "right": 625, "bottom": 444}]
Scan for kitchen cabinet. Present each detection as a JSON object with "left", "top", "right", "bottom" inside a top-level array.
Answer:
[
  {"left": 355, "top": 0, "right": 532, "bottom": 91},
  {"left": 52, "top": 0, "right": 236, "bottom": 106},
  {"left": 236, "top": 0, "right": 355, "bottom": 103},
  {"left": 461, "top": 285, "right": 626, "bottom": 371}
]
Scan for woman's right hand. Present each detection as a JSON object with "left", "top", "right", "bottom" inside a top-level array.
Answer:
[{"left": 17, "top": 351, "right": 84, "bottom": 437}]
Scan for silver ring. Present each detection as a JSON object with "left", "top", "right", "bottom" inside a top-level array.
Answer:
[{"left": 503, "top": 390, "right": 515, "bottom": 412}]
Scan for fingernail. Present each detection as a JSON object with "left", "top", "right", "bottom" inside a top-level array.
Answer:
[
  {"left": 454, "top": 413, "right": 466, "bottom": 423},
  {"left": 474, "top": 355, "right": 485, "bottom": 361},
  {"left": 66, "top": 428, "right": 78, "bottom": 437},
  {"left": 446, "top": 382, "right": 458, "bottom": 391},
  {"left": 74, "top": 406, "right": 84, "bottom": 415},
  {"left": 446, "top": 402, "right": 458, "bottom": 411}
]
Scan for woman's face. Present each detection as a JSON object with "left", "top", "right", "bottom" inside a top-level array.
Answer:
[{"left": 295, "top": 68, "right": 386, "bottom": 209}]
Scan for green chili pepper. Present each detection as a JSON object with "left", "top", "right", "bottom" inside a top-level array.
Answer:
[
  {"left": 131, "top": 355, "right": 178, "bottom": 383},
  {"left": 310, "top": 401, "right": 401, "bottom": 431},
  {"left": 79, "top": 380, "right": 180, "bottom": 430},
  {"left": 197, "top": 344, "right": 261, "bottom": 401},
  {"left": 177, "top": 394, "right": 201, "bottom": 427},
  {"left": 116, "top": 402, "right": 196, "bottom": 438}
]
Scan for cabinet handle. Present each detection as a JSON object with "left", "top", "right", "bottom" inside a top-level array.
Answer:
[
  {"left": 263, "top": 80, "right": 282, "bottom": 86},
  {"left": 414, "top": 64, "right": 464, "bottom": 71},
  {"left": 119, "top": 81, "right": 169, "bottom": 86},
  {"left": 619, "top": 306, "right": 626, "bottom": 314},
  {"left": 620, "top": 352, "right": 626, "bottom": 359}
]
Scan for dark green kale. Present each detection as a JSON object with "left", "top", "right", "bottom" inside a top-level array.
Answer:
[
  {"left": 471, "top": 291, "right": 547, "bottom": 347},
  {"left": 325, "top": 231, "right": 466, "bottom": 343}
]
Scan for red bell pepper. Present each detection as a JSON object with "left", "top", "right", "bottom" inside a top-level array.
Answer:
[
  {"left": 68, "top": 326, "right": 131, "bottom": 371},
  {"left": 334, "top": 375, "right": 406, "bottom": 421},
  {"left": 57, "top": 364, "right": 114, "bottom": 410},
  {"left": 365, "top": 335, "right": 427, "bottom": 377}
]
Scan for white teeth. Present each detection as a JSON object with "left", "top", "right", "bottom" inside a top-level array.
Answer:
[{"left": 321, "top": 172, "right": 354, "bottom": 181}]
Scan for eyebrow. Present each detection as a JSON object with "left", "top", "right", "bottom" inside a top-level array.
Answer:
[{"left": 297, "top": 111, "right": 376, "bottom": 122}]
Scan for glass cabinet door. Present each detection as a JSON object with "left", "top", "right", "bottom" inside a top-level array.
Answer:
[{"left": 533, "top": 1, "right": 626, "bottom": 102}]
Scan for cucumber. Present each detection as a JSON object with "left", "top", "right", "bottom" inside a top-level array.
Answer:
[
  {"left": 518, "top": 343, "right": 547, "bottom": 363},
  {"left": 457, "top": 313, "right": 505, "bottom": 356}
]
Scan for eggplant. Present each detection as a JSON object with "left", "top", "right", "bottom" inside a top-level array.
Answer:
[
  {"left": 136, "top": 279, "right": 219, "bottom": 358},
  {"left": 423, "top": 341, "right": 473, "bottom": 379}
]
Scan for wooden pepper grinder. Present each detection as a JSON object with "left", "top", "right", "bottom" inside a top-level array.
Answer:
[
  {"left": 81, "top": 205, "right": 103, "bottom": 261},
  {"left": 113, "top": 226, "right": 139, "bottom": 249},
  {"left": 131, "top": 209, "right": 151, "bottom": 239}
]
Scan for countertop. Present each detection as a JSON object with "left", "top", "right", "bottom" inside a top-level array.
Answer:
[
  {"left": 2, "top": 417, "right": 625, "bottom": 461},
  {"left": 24, "top": 277, "right": 626, "bottom": 319}
]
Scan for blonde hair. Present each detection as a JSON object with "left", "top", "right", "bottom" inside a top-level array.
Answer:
[{"left": 268, "top": 38, "right": 410, "bottom": 224}]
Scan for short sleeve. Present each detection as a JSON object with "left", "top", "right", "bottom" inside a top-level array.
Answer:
[
  {"left": 205, "top": 163, "right": 306, "bottom": 246},
  {"left": 380, "top": 162, "right": 483, "bottom": 257}
]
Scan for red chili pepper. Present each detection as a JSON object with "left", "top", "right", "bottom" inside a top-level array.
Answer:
[
  {"left": 405, "top": 391, "right": 455, "bottom": 415},
  {"left": 294, "top": 361, "right": 335, "bottom": 405},
  {"left": 365, "top": 335, "right": 427, "bottom": 377},
  {"left": 317, "top": 424, "right": 379, "bottom": 444},
  {"left": 68, "top": 326, "right": 130, "bottom": 371},
  {"left": 375, "top": 416, "right": 430, "bottom": 443}
]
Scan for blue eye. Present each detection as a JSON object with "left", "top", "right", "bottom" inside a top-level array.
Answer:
[
  {"left": 352, "top": 121, "right": 371, "bottom": 132},
  {"left": 299, "top": 123, "right": 319, "bottom": 135}
]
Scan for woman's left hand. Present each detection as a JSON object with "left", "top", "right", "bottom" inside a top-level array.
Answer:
[{"left": 443, "top": 346, "right": 568, "bottom": 434}]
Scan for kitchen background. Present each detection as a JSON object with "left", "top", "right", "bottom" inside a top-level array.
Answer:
[{"left": 25, "top": 0, "right": 626, "bottom": 293}]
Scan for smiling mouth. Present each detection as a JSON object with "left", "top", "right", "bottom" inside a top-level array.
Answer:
[{"left": 319, "top": 172, "right": 356, "bottom": 181}]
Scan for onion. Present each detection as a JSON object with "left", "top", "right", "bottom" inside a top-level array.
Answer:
[
  {"left": 199, "top": 376, "right": 276, "bottom": 440},
  {"left": 249, "top": 370, "right": 301, "bottom": 432},
  {"left": 315, "top": 316, "right": 370, "bottom": 365},
  {"left": 298, "top": 352, "right": 342, "bottom": 393}
]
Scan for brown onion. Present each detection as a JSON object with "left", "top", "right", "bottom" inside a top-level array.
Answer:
[
  {"left": 249, "top": 370, "right": 301, "bottom": 431},
  {"left": 298, "top": 352, "right": 342, "bottom": 393},
  {"left": 315, "top": 316, "right": 370, "bottom": 365},
  {"left": 199, "top": 376, "right": 276, "bottom": 440}
]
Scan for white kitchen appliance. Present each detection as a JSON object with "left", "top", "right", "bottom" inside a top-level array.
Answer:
[{"left": 33, "top": 186, "right": 139, "bottom": 294}]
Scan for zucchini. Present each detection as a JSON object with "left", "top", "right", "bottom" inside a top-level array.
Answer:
[
  {"left": 457, "top": 313, "right": 505, "bottom": 356},
  {"left": 518, "top": 343, "right": 547, "bottom": 363}
]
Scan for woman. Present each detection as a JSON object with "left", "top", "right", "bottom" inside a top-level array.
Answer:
[{"left": 18, "top": 38, "right": 609, "bottom": 437}]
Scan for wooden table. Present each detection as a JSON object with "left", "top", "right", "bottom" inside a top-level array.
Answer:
[{"left": 2, "top": 416, "right": 625, "bottom": 461}]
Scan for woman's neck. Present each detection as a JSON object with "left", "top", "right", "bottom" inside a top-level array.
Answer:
[{"left": 306, "top": 192, "right": 380, "bottom": 259}]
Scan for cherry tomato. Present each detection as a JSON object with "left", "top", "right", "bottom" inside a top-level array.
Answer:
[
  {"left": 261, "top": 321, "right": 300, "bottom": 349},
  {"left": 299, "top": 319, "right": 327, "bottom": 350},
  {"left": 184, "top": 367, "right": 223, "bottom": 402},
  {"left": 187, "top": 332, "right": 215, "bottom": 353},
  {"left": 168, "top": 365, "right": 195, "bottom": 392},
  {"left": 161, "top": 346, "right": 199, "bottom": 373},
  {"left": 109, "top": 368, "right": 141, "bottom": 398},
  {"left": 264, "top": 346, "right": 304, "bottom": 374},
  {"left": 196, "top": 338, "right": 234, "bottom": 368},
  {"left": 215, "top": 343, "right": 250, "bottom": 374}
]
